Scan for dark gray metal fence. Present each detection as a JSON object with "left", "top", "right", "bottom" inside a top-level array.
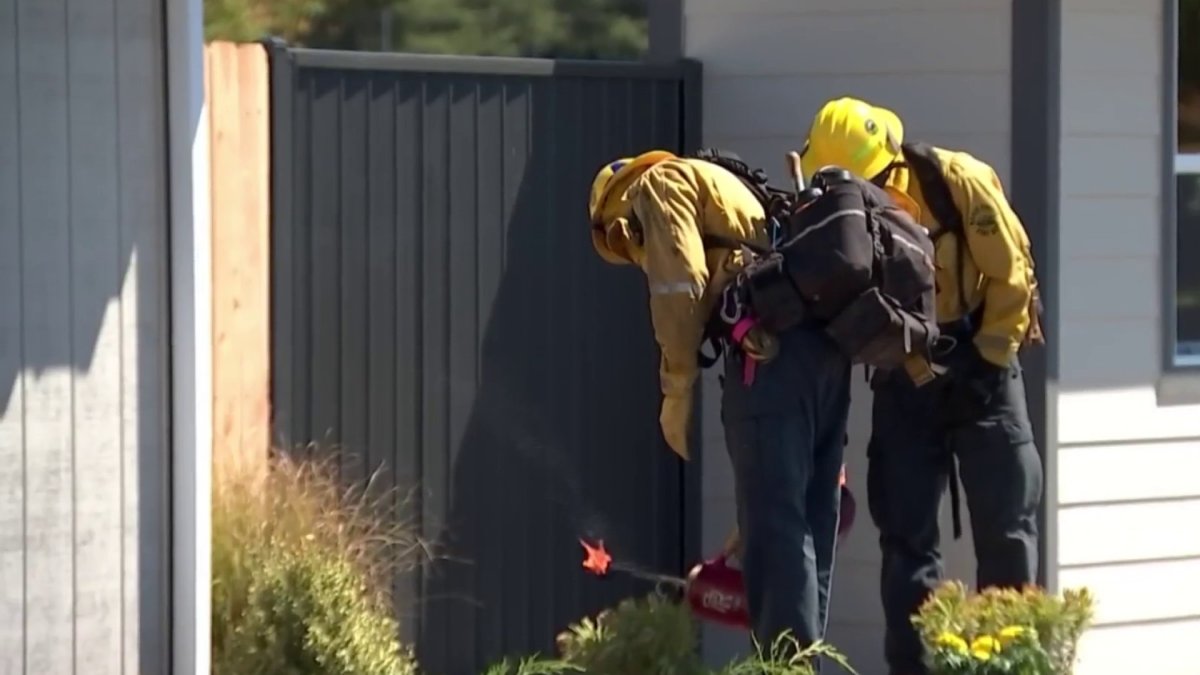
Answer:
[{"left": 265, "top": 40, "right": 703, "bottom": 675}]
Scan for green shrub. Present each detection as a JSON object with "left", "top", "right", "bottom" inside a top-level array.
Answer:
[
  {"left": 481, "top": 656, "right": 583, "bottom": 675},
  {"left": 716, "top": 633, "right": 855, "bottom": 675},
  {"left": 555, "top": 592, "right": 704, "bottom": 675},
  {"left": 489, "top": 592, "right": 854, "bottom": 675},
  {"left": 212, "top": 448, "right": 423, "bottom": 675}
]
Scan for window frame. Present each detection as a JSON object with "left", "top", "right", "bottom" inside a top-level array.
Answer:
[
  {"left": 1165, "top": 0, "right": 1190, "bottom": 370},
  {"left": 1154, "top": 0, "right": 1200, "bottom": 402},
  {"left": 1170, "top": 150, "right": 1200, "bottom": 366}
]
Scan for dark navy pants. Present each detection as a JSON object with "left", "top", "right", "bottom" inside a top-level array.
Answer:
[
  {"left": 867, "top": 340, "right": 1043, "bottom": 675},
  {"left": 721, "top": 327, "right": 852, "bottom": 653}
]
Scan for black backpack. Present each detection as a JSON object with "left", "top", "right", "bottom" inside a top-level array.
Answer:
[
  {"left": 902, "top": 143, "right": 1046, "bottom": 346},
  {"left": 691, "top": 149, "right": 940, "bottom": 376}
]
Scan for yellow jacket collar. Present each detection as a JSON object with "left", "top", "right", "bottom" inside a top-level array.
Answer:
[{"left": 883, "top": 164, "right": 922, "bottom": 221}]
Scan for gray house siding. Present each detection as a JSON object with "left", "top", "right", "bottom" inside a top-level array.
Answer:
[
  {"left": 0, "top": 0, "right": 172, "bottom": 672},
  {"left": 1056, "top": 1, "right": 1200, "bottom": 672}
]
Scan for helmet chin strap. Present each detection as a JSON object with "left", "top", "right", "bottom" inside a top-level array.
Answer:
[{"left": 871, "top": 160, "right": 907, "bottom": 187}]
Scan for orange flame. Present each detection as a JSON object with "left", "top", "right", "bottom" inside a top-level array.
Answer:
[{"left": 579, "top": 538, "right": 612, "bottom": 576}]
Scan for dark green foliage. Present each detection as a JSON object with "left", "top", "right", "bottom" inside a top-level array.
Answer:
[{"left": 203, "top": 0, "right": 647, "bottom": 59}]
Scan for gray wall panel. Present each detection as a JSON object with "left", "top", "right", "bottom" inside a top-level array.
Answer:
[
  {"left": 0, "top": 0, "right": 171, "bottom": 672},
  {"left": 268, "top": 45, "right": 700, "bottom": 674}
]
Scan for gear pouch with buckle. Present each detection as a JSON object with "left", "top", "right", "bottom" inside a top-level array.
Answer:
[
  {"left": 824, "top": 286, "right": 927, "bottom": 372},
  {"left": 741, "top": 252, "right": 808, "bottom": 334}
]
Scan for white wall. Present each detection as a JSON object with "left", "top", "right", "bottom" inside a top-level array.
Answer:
[
  {"left": 1057, "top": 1, "right": 1200, "bottom": 673},
  {"left": 0, "top": 0, "right": 172, "bottom": 672},
  {"left": 682, "top": 0, "right": 1013, "bottom": 670}
]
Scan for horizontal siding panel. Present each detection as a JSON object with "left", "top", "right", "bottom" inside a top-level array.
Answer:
[
  {"left": 1058, "top": 318, "right": 1158, "bottom": 388},
  {"left": 1058, "top": 389, "right": 1200, "bottom": 444},
  {"left": 1060, "top": 73, "right": 1160, "bottom": 136},
  {"left": 1058, "top": 500, "right": 1200, "bottom": 566},
  {"left": 687, "top": 11, "right": 1008, "bottom": 77},
  {"left": 704, "top": 73, "right": 1009, "bottom": 141},
  {"left": 1060, "top": 196, "right": 1159, "bottom": 259},
  {"left": 1059, "top": 257, "right": 1157, "bottom": 321},
  {"left": 1061, "top": 136, "right": 1159, "bottom": 197},
  {"left": 1074, "top": 618, "right": 1200, "bottom": 675},
  {"left": 688, "top": 0, "right": 1009, "bottom": 15},
  {"left": 1059, "top": 558, "right": 1200, "bottom": 625},
  {"left": 1063, "top": 0, "right": 1161, "bottom": 12},
  {"left": 1061, "top": 11, "right": 1161, "bottom": 76},
  {"left": 1058, "top": 439, "right": 1200, "bottom": 505}
]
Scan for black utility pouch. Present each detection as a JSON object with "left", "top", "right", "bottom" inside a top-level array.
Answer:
[
  {"left": 742, "top": 253, "right": 808, "bottom": 334},
  {"left": 824, "top": 287, "right": 925, "bottom": 371}
]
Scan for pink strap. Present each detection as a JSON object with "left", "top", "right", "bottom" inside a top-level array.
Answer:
[
  {"left": 742, "top": 358, "right": 757, "bottom": 386},
  {"left": 731, "top": 317, "right": 757, "bottom": 344}
]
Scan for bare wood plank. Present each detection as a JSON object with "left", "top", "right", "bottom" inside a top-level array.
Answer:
[
  {"left": 233, "top": 43, "right": 270, "bottom": 464},
  {"left": 117, "top": 0, "right": 170, "bottom": 669},
  {"left": 209, "top": 41, "right": 271, "bottom": 474},
  {"left": 17, "top": 0, "right": 75, "bottom": 671},
  {"left": 0, "top": 0, "right": 26, "bottom": 668},
  {"left": 67, "top": 0, "right": 124, "bottom": 671},
  {"left": 210, "top": 40, "right": 246, "bottom": 472}
]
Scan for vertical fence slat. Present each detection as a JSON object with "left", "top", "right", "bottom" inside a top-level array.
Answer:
[
  {"left": 392, "top": 75, "right": 424, "bottom": 647},
  {"left": 209, "top": 41, "right": 271, "bottom": 472},
  {"left": 337, "top": 71, "right": 369, "bottom": 484}
]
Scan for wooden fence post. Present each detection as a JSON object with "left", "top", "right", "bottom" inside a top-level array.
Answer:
[{"left": 205, "top": 41, "right": 272, "bottom": 473}]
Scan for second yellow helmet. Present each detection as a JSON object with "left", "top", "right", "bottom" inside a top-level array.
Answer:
[
  {"left": 802, "top": 97, "right": 904, "bottom": 180},
  {"left": 587, "top": 150, "right": 676, "bottom": 226}
]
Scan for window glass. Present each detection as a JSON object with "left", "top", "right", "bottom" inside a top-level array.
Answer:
[
  {"left": 1176, "top": 0, "right": 1200, "bottom": 357},
  {"left": 1181, "top": 0, "right": 1200, "bottom": 151}
]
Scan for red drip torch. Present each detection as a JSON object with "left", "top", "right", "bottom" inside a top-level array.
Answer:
[{"left": 581, "top": 477, "right": 857, "bottom": 630}]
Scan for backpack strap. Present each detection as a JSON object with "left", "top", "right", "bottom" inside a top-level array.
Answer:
[
  {"left": 902, "top": 142, "right": 970, "bottom": 320},
  {"left": 903, "top": 142, "right": 1047, "bottom": 345},
  {"left": 700, "top": 232, "right": 770, "bottom": 256},
  {"left": 691, "top": 148, "right": 778, "bottom": 207},
  {"left": 691, "top": 148, "right": 794, "bottom": 234}
]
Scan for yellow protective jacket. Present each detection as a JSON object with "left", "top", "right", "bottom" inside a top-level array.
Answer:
[
  {"left": 890, "top": 146, "right": 1038, "bottom": 367},
  {"left": 601, "top": 158, "right": 768, "bottom": 458}
]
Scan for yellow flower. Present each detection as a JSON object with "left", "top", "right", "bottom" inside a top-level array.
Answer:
[
  {"left": 998, "top": 625, "right": 1027, "bottom": 646},
  {"left": 935, "top": 632, "right": 969, "bottom": 654},
  {"left": 971, "top": 635, "right": 1001, "bottom": 660}
]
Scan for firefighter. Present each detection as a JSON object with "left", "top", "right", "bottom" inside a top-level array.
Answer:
[
  {"left": 800, "top": 97, "right": 1045, "bottom": 675},
  {"left": 588, "top": 151, "right": 851, "bottom": 652}
]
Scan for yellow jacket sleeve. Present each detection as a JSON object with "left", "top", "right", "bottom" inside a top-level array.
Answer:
[
  {"left": 948, "top": 161, "right": 1033, "bottom": 367},
  {"left": 628, "top": 163, "right": 710, "bottom": 458}
]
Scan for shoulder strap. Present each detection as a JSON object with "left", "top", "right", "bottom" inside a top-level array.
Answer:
[
  {"left": 690, "top": 148, "right": 790, "bottom": 210},
  {"left": 902, "top": 142, "right": 969, "bottom": 317},
  {"left": 700, "top": 232, "right": 770, "bottom": 256},
  {"left": 901, "top": 142, "right": 962, "bottom": 240}
]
